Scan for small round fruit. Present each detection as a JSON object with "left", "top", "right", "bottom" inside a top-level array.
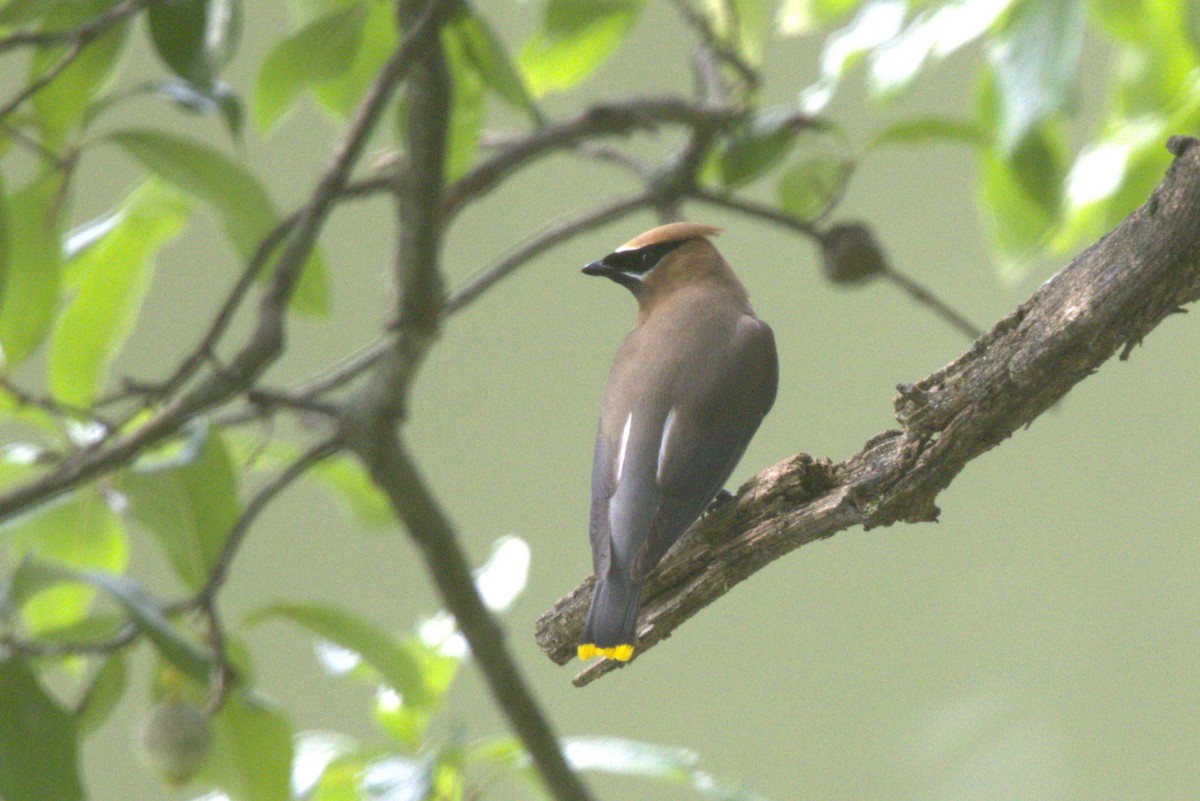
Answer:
[
  {"left": 819, "top": 222, "right": 888, "bottom": 285},
  {"left": 137, "top": 699, "right": 212, "bottom": 786}
]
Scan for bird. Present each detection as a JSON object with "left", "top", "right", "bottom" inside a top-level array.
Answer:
[{"left": 577, "top": 222, "right": 778, "bottom": 662}]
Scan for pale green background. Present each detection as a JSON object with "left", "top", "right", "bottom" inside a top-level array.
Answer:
[{"left": 23, "top": 1, "right": 1198, "bottom": 799}]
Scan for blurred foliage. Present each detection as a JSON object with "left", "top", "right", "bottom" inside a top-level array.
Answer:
[{"left": 0, "top": 0, "right": 1196, "bottom": 799}]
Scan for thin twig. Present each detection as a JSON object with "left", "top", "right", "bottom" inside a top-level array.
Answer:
[
  {"left": 0, "top": 376, "right": 113, "bottom": 430},
  {"left": 668, "top": 0, "right": 761, "bottom": 92},
  {"left": 445, "top": 97, "right": 742, "bottom": 218},
  {"left": 154, "top": 216, "right": 295, "bottom": 401},
  {"left": 200, "top": 599, "right": 233, "bottom": 713},
  {"left": 882, "top": 267, "right": 984, "bottom": 339},
  {"left": 0, "top": 38, "right": 86, "bottom": 122},
  {"left": 691, "top": 188, "right": 983, "bottom": 338},
  {"left": 197, "top": 437, "right": 340, "bottom": 605},
  {"left": 0, "top": 3, "right": 438, "bottom": 523},
  {"left": 0, "top": 119, "right": 64, "bottom": 168},
  {"left": 252, "top": 191, "right": 661, "bottom": 399},
  {"left": 0, "top": 622, "right": 138, "bottom": 657},
  {"left": 0, "top": 0, "right": 155, "bottom": 54},
  {"left": 155, "top": 173, "right": 402, "bottom": 405},
  {"left": 569, "top": 141, "right": 655, "bottom": 178},
  {"left": 447, "top": 190, "right": 657, "bottom": 315},
  {"left": 690, "top": 186, "right": 822, "bottom": 239}
]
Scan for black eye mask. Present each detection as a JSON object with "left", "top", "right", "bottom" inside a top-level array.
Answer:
[{"left": 602, "top": 239, "right": 687, "bottom": 275}]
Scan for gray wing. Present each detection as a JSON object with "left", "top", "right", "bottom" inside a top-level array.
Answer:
[
  {"left": 588, "top": 427, "right": 616, "bottom": 580},
  {"left": 631, "top": 316, "right": 778, "bottom": 580}
]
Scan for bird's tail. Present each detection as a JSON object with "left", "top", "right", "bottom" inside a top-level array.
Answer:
[{"left": 578, "top": 577, "right": 642, "bottom": 661}]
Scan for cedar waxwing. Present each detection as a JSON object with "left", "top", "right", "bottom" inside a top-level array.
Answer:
[{"left": 577, "top": 222, "right": 778, "bottom": 662}]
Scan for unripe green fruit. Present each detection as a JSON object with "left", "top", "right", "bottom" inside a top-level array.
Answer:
[{"left": 137, "top": 699, "right": 212, "bottom": 786}]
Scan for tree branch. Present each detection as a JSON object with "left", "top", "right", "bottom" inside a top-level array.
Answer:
[
  {"left": 0, "top": 37, "right": 87, "bottom": 122},
  {"left": 690, "top": 187, "right": 983, "bottom": 338},
  {"left": 197, "top": 437, "right": 340, "bottom": 606},
  {"left": 446, "top": 190, "right": 657, "bottom": 315},
  {"left": 343, "top": 435, "right": 596, "bottom": 801},
  {"left": 536, "top": 135, "right": 1200, "bottom": 686},
  {"left": 0, "top": 0, "right": 156, "bottom": 54},
  {"left": 0, "top": 8, "right": 433, "bottom": 523},
  {"left": 444, "top": 97, "right": 744, "bottom": 218},
  {"left": 337, "top": 4, "right": 593, "bottom": 798}
]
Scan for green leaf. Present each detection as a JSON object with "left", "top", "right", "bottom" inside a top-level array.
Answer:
[
  {"left": 869, "top": 116, "right": 984, "bottom": 149},
  {"left": 291, "top": 730, "right": 359, "bottom": 799},
  {"left": 254, "top": 2, "right": 367, "bottom": 131},
  {"left": 312, "top": 0, "right": 396, "bottom": 117},
  {"left": 308, "top": 755, "right": 368, "bottom": 801},
  {"left": 227, "top": 435, "right": 392, "bottom": 530},
  {"left": 200, "top": 691, "right": 293, "bottom": 801},
  {"left": 31, "top": 0, "right": 131, "bottom": 145},
  {"left": 0, "top": 175, "right": 63, "bottom": 367},
  {"left": 480, "top": 735, "right": 775, "bottom": 798},
  {"left": 287, "top": 0, "right": 361, "bottom": 24},
  {"left": 8, "top": 558, "right": 213, "bottom": 681},
  {"left": 247, "top": 602, "right": 446, "bottom": 710},
  {"left": 448, "top": 5, "right": 539, "bottom": 120},
  {"left": 75, "top": 651, "right": 128, "bottom": 736},
  {"left": 85, "top": 570, "right": 215, "bottom": 680},
  {"left": 562, "top": 736, "right": 698, "bottom": 781},
  {"left": 1103, "top": 1, "right": 1199, "bottom": 115},
  {"left": 89, "top": 78, "right": 245, "bottom": 140},
  {"left": 519, "top": 0, "right": 645, "bottom": 96},
  {"left": 706, "top": 0, "right": 770, "bottom": 65},
  {"left": 717, "top": 106, "right": 809, "bottom": 188},
  {"left": 441, "top": 25, "right": 486, "bottom": 182},
  {"left": 989, "top": 0, "right": 1086, "bottom": 153},
  {"left": 109, "top": 128, "right": 329, "bottom": 315},
  {"left": 979, "top": 132, "right": 1065, "bottom": 269},
  {"left": 0, "top": 0, "right": 50, "bottom": 27},
  {"left": 2, "top": 490, "right": 128, "bottom": 634},
  {"left": 866, "top": 0, "right": 1015, "bottom": 100},
  {"left": 148, "top": 0, "right": 242, "bottom": 85},
  {"left": 372, "top": 636, "right": 460, "bottom": 746},
  {"left": 361, "top": 755, "right": 435, "bottom": 801},
  {"left": 119, "top": 422, "right": 240, "bottom": 589},
  {"left": 0, "top": 655, "right": 84, "bottom": 801},
  {"left": 148, "top": 0, "right": 213, "bottom": 86},
  {"left": 155, "top": 78, "right": 245, "bottom": 140},
  {"left": 776, "top": 0, "right": 862, "bottom": 35},
  {"left": 798, "top": 0, "right": 905, "bottom": 113},
  {"left": 312, "top": 454, "right": 393, "bottom": 529},
  {"left": 776, "top": 156, "right": 851, "bottom": 221},
  {"left": 49, "top": 180, "right": 191, "bottom": 407},
  {"left": 0, "top": 172, "right": 8, "bottom": 315}
]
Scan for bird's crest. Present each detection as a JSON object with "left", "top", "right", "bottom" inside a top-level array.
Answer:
[{"left": 614, "top": 222, "right": 723, "bottom": 252}]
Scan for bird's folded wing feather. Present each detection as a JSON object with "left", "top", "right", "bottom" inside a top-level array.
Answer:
[{"left": 633, "top": 316, "right": 778, "bottom": 579}]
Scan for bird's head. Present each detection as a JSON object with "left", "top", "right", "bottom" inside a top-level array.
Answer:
[{"left": 582, "top": 222, "right": 729, "bottom": 303}]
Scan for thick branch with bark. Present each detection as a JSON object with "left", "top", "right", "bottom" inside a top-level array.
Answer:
[
  {"left": 337, "top": 3, "right": 594, "bottom": 801},
  {"left": 536, "top": 135, "right": 1200, "bottom": 687}
]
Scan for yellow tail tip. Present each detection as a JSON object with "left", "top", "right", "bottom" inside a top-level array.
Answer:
[{"left": 577, "top": 643, "right": 634, "bottom": 662}]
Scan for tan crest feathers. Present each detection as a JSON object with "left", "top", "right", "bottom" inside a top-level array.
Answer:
[{"left": 614, "top": 222, "right": 723, "bottom": 252}]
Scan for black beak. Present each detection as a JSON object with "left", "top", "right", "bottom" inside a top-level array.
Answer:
[{"left": 582, "top": 259, "right": 612, "bottom": 277}]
